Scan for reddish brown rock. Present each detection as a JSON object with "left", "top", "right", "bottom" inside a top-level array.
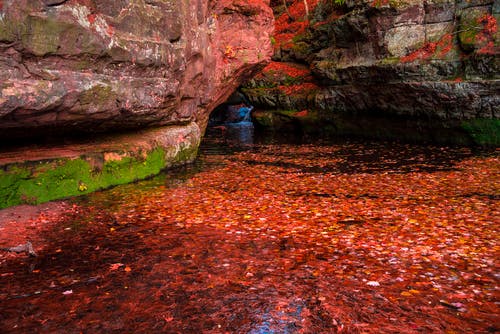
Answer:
[{"left": 0, "top": 0, "right": 274, "bottom": 138}]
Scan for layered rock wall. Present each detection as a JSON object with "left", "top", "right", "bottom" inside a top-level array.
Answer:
[
  {"left": 243, "top": 0, "right": 499, "bottom": 144},
  {"left": 0, "top": 0, "right": 274, "bottom": 138}
]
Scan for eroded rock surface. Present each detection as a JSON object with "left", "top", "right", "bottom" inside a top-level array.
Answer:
[
  {"left": 0, "top": 0, "right": 274, "bottom": 138},
  {"left": 244, "top": 0, "right": 499, "bottom": 144}
]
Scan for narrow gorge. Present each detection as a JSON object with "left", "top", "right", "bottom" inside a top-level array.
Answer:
[{"left": 0, "top": 0, "right": 498, "bottom": 207}]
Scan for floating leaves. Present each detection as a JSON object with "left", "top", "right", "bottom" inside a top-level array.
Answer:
[
  {"left": 366, "top": 281, "right": 380, "bottom": 287},
  {"left": 0, "top": 138, "right": 498, "bottom": 333}
]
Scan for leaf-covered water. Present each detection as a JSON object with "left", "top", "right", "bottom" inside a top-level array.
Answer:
[{"left": 0, "top": 130, "right": 498, "bottom": 333}]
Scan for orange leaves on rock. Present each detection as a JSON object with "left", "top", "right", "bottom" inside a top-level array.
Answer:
[
  {"left": 273, "top": 0, "right": 321, "bottom": 50},
  {"left": 262, "top": 61, "right": 312, "bottom": 79},
  {"left": 294, "top": 109, "right": 309, "bottom": 117},
  {"left": 401, "top": 33, "right": 454, "bottom": 63},
  {"left": 371, "top": 0, "right": 389, "bottom": 7},
  {"left": 278, "top": 82, "right": 319, "bottom": 95},
  {"left": 476, "top": 14, "right": 498, "bottom": 55}
]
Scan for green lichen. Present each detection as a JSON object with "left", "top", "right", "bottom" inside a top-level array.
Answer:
[
  {"left": 0, "top": 17, "right": 22, "bottom": 42},
  {"left": 80, "top": 85, "right": 116, "bottom": 106},
  {"left": 0, "top": 145, "right": 202, "bottom": 209},
  {"left": 22, "top": 15, "right": 101, "bottom": 56},
  {"left": 461, "top": 119, "right": 500, "bottom": 146},
  {"left": 22, "top": 15, "right": 66, "bottom": 56}
]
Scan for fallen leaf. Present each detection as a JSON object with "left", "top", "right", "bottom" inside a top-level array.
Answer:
[
  {"left": 109, "top": 263, "right": 124, "bottom": 271},
  {"left": 366, "top": 281, "right": 380, "bottom": 287}
]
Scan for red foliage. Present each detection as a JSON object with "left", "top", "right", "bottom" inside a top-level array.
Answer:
[
  {"left": 273, "top": 0, "right": 321, "bottom": 50},
  {"left": 476, "top": 14, "right": 498, "bottom": 55},
  {"left": 294, "top": 109, "right": 309, "bottom": 117},
  {"left": 479, "top": 13, "right": 498, "bottom": 35},
  {"left": 263, "top": 61, "right": 312, "bottom": 78},
  {"left": 371, "top": 0, "right": 389, "bottom": 7},
  {"left": 437, "top": 33, "right": 453, "bottom": 57},
  {"left": 0, "top": 140, "right": 498, "bottom": 332},
  {"left": 401, "top": 33, "right": 454, "bottom": 63},
  {"left": 87, "top": 13, "right": 96, "bottom": 24},
  {"left": 106, "top": 24, "right": 115, "bottom": 37},
  {"left": 278, "top": 82, "right": 319, "bottom": 95},
  {"left": 284, "top": 0, "right": 321, "bottom": 20}
]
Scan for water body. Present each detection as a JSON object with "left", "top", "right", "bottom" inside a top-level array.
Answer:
[{"left": 0, "top": 129, "right": 498, "bottom": 333}]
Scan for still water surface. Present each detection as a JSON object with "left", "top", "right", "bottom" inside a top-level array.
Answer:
[{"left": 0, "top": 127, "right": 498, "bottom": 333}]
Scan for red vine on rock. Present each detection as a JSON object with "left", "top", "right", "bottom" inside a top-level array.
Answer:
[
  {"left": 401, "top": 33, "right": 454, "bottom": 63},
  {"left": 371, "top": 0, "right": 389, "bottom": 8},
  {"left": 278, "top": 82, "right": 319, "bottom": 95},
  {"left": 476, "top": 13, "right": 497, "bottom": 55}
]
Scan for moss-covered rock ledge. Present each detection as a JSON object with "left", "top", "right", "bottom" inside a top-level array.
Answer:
[{"left": 0, "top": 123, "right": 201, "bottom": 209}]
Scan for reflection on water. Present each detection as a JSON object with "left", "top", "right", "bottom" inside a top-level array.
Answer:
[{"left": 224, "top": 121, "right": 255, "bottom": 145}]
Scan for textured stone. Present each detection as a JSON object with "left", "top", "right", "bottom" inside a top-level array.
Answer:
[
  {"left": 0, "top": 0, "right": 274, "bottom": 138},
  {"left": 424, "top": 0, "right": 455, "bottom": 23},
  {"left": 386, "top": 25, "right": 426, "bottom": 57},
  {"left": 244, "top": 0, "right": 499, "bottom": 144}
]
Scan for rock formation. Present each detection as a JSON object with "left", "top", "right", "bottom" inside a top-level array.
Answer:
[
  {"left": 0, "top": 0, "right": 273, "bottom": 137},
  {"left": 0, "top": 0, "right": 274, "bottom": 208},
  {"left": 243, "top": 0, "right": 499, "bottom": 145}
]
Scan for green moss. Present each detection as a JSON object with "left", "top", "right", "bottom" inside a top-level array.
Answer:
[
  {"left": 380, "top": 57, "right": 403, "bottom": 65},
  {"left": 0, "top": 17, "right": 21, "bottom": 42},
  {"left": 80, "top": 85, "right": 116, "bottom": 105},
  {"left": 0, "top": 146, "right": 198, "bottom": 209},
  {"left": 461, "top": 119, "right": 500, "bottom": 146},
  {"left": 22, "top": 15, "right": 65, "bottom": 55},
  {"left": 22, "top": 15, "right": 101, "bottom": 56}
]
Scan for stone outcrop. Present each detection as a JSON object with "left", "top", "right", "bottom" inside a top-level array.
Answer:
[
  {"left": 0, "top": 0, "right": 274, "bottom": 208},
  {"left": 0, "top": 124, "right": 201, "bottom": 209},
  {"left": 0, "top": 0, "right": 274, "bottom": 138},
  {"left": 243, "top": 0, "right": 499, "bottom": 145}
]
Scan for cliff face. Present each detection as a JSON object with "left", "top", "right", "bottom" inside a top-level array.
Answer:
[
  {"left": 0, "top": 0, "right": 274, "bottom": 138},
  {"left": 243, "top": 0, "right": 499, "bottom": 145},
  {"left": 0, "top": 0, "right": 274, "bottom": 209}
]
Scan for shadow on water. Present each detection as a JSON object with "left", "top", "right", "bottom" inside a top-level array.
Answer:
[{"left": 203, "top": 124, "right": 493, "bottom": 175}]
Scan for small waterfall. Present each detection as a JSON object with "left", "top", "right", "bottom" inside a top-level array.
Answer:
[{"left": 240, "top": 105, "right": 253, "bottom": 123}]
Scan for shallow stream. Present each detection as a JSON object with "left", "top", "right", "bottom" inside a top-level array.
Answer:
[{"left": 0, "top": 128, "right": 498, "bottom": 333}]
